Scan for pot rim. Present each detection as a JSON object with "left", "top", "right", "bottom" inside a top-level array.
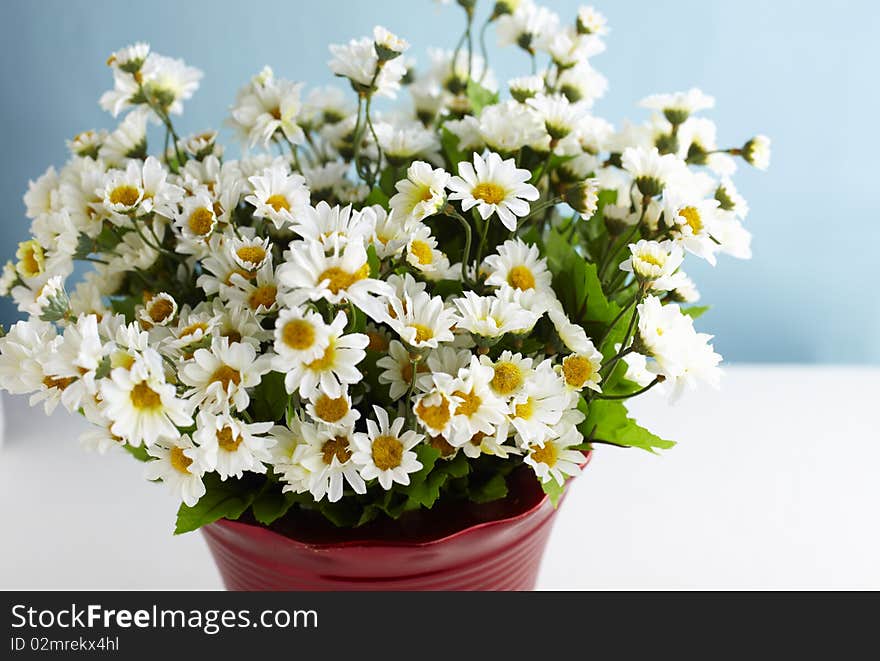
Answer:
[{"left": 209, "top": 451, "right": 591, "bottom": 550}]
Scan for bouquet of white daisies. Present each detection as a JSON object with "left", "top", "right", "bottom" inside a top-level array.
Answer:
[{"left": 0, "top": 1, "right": 768, "bottom": 532}]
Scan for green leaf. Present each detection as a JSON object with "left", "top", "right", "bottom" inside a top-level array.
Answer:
[
  {"left": 366, "top": 243, "right": 381, "bottom": 278},
  {"left": 541, "top": 477, "right": 566, "bottom": 507},
  {"left": 123, "top": 443, "right": 150, "bottom": 462},
  {"left": 440, "top": 127, "right": 465, "bottom": 167},
  {"left": 470, "top": 472, "right": 509, "bottom": 504},
  {"left": 580, "top": 399, "right": 675, "bottom": 453},
  {"left": 365, "top": 186, "right": 390, "bottom": 209},
  {"left": 251, "top": 486, "right": 296, "bottom": 526},
  {"left": 466, "top": 80, "right": 499, "bottom": 116},
  {"left": 681, "top": 305, "right": 710, "bottom": 319},
  {"left": 174, "top": 474, "right": 259, "bottom": 534},
  {"left": 249, "top": 371, "right": 288, "bottom": 423},
  {"left": 109, "top": 296, "right": 139, "bottom": 323}
]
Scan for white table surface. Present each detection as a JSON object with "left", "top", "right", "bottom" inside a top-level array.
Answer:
[{"left": 0, "top": 365, "right": 877, "bottom": 590}]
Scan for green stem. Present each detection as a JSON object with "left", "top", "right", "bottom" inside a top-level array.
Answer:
[
  {"left": 448, "top": 208, "right": 473, "bottom": 284},
  {"left": 478, "top": 18, "right": 491, "bottom": 83},
  {"left": 594, "top": 376, "right": 663, "bottom": 400}
]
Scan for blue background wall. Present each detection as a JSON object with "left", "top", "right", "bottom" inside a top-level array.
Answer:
[{"left": 0, "top": 0, "right": 874, "bottom": 363}]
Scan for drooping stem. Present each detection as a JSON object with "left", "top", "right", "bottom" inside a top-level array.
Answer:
[
  {"left": 478, "top": 18, "right": 491, "bottom": 83},
  {"left": 594, "top": 376, "right": 664, "bottom": 400}
]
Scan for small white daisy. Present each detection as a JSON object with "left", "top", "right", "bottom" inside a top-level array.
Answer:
[
  {"left": 179, "top": 337, "right": 272, "bottom": 413},
  {"left": 191, "top": 411, "right": 275, "bottom": 480},
  {"left": 447, "top": 151, "right": 539, "bottom": 232},
  {"left": 245, "top": 162, "right": 310, "bottom": 230},
  {"left": 144, "top": 435, "right": 206, "bottom": 506},
  {"left": 352, "top": 406, "right": 424, "bottom": 489},
  {"left": 389, "top": 161, "right": 450, "bottom": 222}
]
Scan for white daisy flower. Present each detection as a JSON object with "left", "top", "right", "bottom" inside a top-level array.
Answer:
[
  {"left": 558, "top": 349, "right": 603, "bottom": 393},
  {"left": 527, "top": 93, "right": 587, "bottom": 140},
  {"left": 224, "top": 260, "right": 279, "bottom": 314},
  {"left": 509, "top": 75, "right": 545, "bottom": 103},
  {"left": 352, "top": 406, "right": 423, "bottom": 490},
  {"left": 0, "top": 320, "right": 56, "bottom": 395},
  {"left": 179, "top": 337, "right": 272, "bottom": 413},
  {"left": 306, "top": 390, "right": 361, "bottom": 429},
  {"left": 174, "top": 191, "right": 217, "bottom": 246},
  {"left": 245, "top": 162, "right": 310, "bottom": 230},
  {"left": 373, "top": 25, "right": 410, "bottom": 59},
  {"left": 496, "top": 0, "right": 560, "bottom": 53},
  {"left": 298, "top": 429, "right": 367, "bottom": 503},
  {"left": 742, "top": 135, "right": 771, "bottom": 170},
  {"left": 404, "top": 224, "right": 456, "bottom": 278},
  {"left": 272, "top": 307, "right": 332, "bottom": 370},
  {"left": 447, "top": 151, "right": 539, "bottom": 232},
  {"left": 452, "top": 291, "right": 540, "bottom": 338},
  {"left": 139, "top": 53, "right": 203, "bottom": 116},
  {"left": 106, "top": 42, "right": 151, "bottom": 72},
  {"left": 269, "top": 415, "right": 319, "bottom": 495},
  {"left": 389, "top": 161, "right": 449, "bottom": 221},
  {"left": 369, "top": 206, "right": 413, "bottom": 259},
  {"left": 139, "top": 292, "right": 178, "bottom": 328},
  {"left": 509, "top": 360, "right": 571, "bottom": 446},
  {"left": 101, "top": 162, "right": 144, "bottom": 217},
  {"left": 377, "top": 340, "right": 433, "bottom": 400},
  {"left": 619, "top": 239, "right": 685, "bottom": 291},
  {"left": 663, "top": 194, "right": 721, "bottom": 265},
  {"left": 230, "top": 70, "right": 305, "bottom": 148},
  {"left": 546, "top": 304, "right": 596, "bottom": 354},
  {"left": 523, "top": 427, "right": 583, "bottom": 486},
  {"left": 374, "top": 121, "right": 440, "bottom": 165},
  {"left": 281, "top": 310, "right": 368, "bottom": 399},
  {"left": 278, "top": 237, "right": 394, "bottom": 322},
  {"left": 290, "top": 202, "right": 374, "bottom": 248},
  {"left": 556, "top": 62, "right": 608, "bottom": 107},
  {"left": 41, "top": 313, "right": 104, "bottom": 413},
  {"left": 99, "top": 109, "right": 148, "bottom": 166},
  {"left": 144, "top": 435, "right": 206, "bottom": 507},
  {"left": 99, "top": 348, "right": 193, "bottom": 447},
  {"left": 576, "top": 6, "right": 609, "bottom": 35},
  {"left": 621, "top": 146, "right": 688, "bottom": 198},
  {"left": 229, "top": 235, "right": 271, "bottom": 271},
  {"left": 446, "top": 356, "right": 509, "bottom": 447},
  {"left": 386, "top": 289, "right": 458, "bottom": 350},
  {"left": 640, "top": 88, "right": 715, "bottom": 123},
  {"left": 191, "top": 411, "right": 275, "bottom": 480},
  {"left": 479, "top": 350, "right": 534, "bottom": 400},
  {"left": 482, "top": 237, "right": 553, "bottom": 295},
  {"left": 303, "top": 160, "right": 349, "bottom": 199},
  {"left": 413, "top": 374, "right": 459, "bottom": 438},
  {"left": 328, "top": 35, "right": 406, "bottom": 98},
  {"left": 478, "top": 101, "right": 547, "bottom": 154}
]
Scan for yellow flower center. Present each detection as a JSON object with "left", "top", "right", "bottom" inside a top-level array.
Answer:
[
  {"left": 418, "top": 186, "right": 434, "bottom": 203},
  {"left": 236, "top": 245, "right": 267, "bottom": 266},
  {"left": 317, "top": 264, "right": 369, "bottom": 295},
  {"left": 217, "top": 426, "right": 244, "bottom": 452},
  {"left": 639, "top": 252, "right": 664, "bottom": 268},
  {"left": 561, "top": 355, "right": 595, "bottom": 389},
  {"left": 179, "top": 322, "right": 208, "bottom": 339},
  {"left": 282, "top": 319, "right": 315, "bottom": 350},
  {"left": 130, "top": 381, "right": 162, "bottom": 410},
  {"left": 454, "top": 389, "right": 482, "bottom": 417},
  {"left": 188, "top": 207, "right": 214, "bottom": 235},
  {"left": 313, "top": 394, "right": 349, "bottom": 423},
  {"left": 429, "top": 435, "right": 457, "bottom": 457},
  {"left": 265, "top": 194, "right": 290, "bottom": 212},
  {"left": 472, "top": 181, "right": 506, "bottom": 205},
  {"left": 491, "top": 362, "right": 524, "bottom": 395},
  {"left": 367, "top": 330, "right": 389, "bottom": 352},
  {"left": 531, "top": 442, "right": 558, "bottom": 467},
  {"left": 109, "top": 184, "right": 140, "bottom": 207},
  {"left": 17, "top": 241, "right": 45, "bottom": 278},
  {"left": 372, "top": 434, "right": 404, "bottom": 470},
  {"left": 410, "top": 324, "right": 434, "bottom": 344},
  {"left": 507, "top": 265, "right": 536, "bottom": 290},
  {"left": 43, "top": 375, "right": 76, "bottom": 391},
  {"left": 416, "top": 395, "right": 451, "bottom": 431},
  {"left": 223, "top": 330, "right": 243, "bottom": 344},
  {"left": 678, "top": 206, "right": 703, "bottom": 233},
  {"left": 410, "top": 240, "right": 434, "bottom": 265},
  {"left": 148, "top": 297, "right": 175, "bottom": 323},
  {"left": 170, "top": 446, "right": 193, "bottom": 474},
  {"left": 306, "top": 340, "right": 337, "bottom": 371},
  {"left": 321, "top": 436, "right": 352, "bottom": 465},
  {"left": 248, "top": 285, "right": 277, "bottom": 311},
  {"left": 515, "top": 397, "right": 535, "bottom": 420},
  {"left": 401, "top": 361, "right": 429, "bottom": 383},
  {"left": 210, "top": 365, "right": 242, "bottom": 391}
]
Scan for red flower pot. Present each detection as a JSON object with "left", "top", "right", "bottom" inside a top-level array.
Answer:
[{"left": 202, "top": 452, "right": 590, "bottom": 591}]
